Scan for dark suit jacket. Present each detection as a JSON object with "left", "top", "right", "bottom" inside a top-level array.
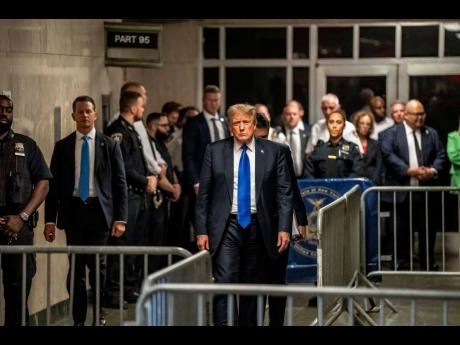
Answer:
[
  {"left": 380, "top": 123, "right": 446, "bottom": 203},
  {"left": 195, "top": 137, "right": 293, "bottom": 260},
  {"left": 281, "top": 145, "right": 307, "bottom": 226},
  {"left": 281, "top": 127, "right": 309, "bottom": 178},
  {"left": 182, "top": 113, "right": 229, "bottom": 188},
  {"left": 45, "top": 131, "right": 128, "bottom": 230},
  {"left": 363, "top": 138, "right": 382, "bottom": 185}
]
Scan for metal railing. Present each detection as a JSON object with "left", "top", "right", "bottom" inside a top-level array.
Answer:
[
  {"left": 137, "top": 250, "right": 213, "bottom": 326},
  {"left": 360, "top": 186, "right": 460, "bottom": 278},
  {"left": 0, "top": 245, "right": 191, "bottom": 326},
  {"left": 317, "top": 185, "right": 361, "bottom": 314},
  {"left": 136, "top": 282, "right": 460, "bottom": 326}
]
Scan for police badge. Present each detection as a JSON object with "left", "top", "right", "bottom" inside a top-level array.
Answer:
[{"left": 110, "top": 133, "right": 123, "bottom": 143}]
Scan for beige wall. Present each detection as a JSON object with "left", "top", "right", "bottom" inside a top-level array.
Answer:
[{"left": 0, "top": 19, "right": 199, "bottom": 323}]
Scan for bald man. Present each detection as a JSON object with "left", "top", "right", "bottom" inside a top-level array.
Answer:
[{"left": 380, "top": 99, "right": 446, "bottom": 271}]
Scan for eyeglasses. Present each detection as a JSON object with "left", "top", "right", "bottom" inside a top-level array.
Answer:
[
  {"left": 0, "top": 105, "right": 13, "bottom": 113},
  {"left": 407, "top": 111, "right": 425, "bottom": 117}
]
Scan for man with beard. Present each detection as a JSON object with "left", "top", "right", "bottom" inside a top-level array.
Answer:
[
  {"left": 0, "top": 94, "right": 51, "bottom": 325},
  {"left": 146, "top": 112, "right": 181, "bottom": 272}
]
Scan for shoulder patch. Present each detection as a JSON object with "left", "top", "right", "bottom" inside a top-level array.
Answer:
[
  {"left": 111, "top": 133, "right": 123, "bottom": 143},
  {"left": 15, "top": 142, "right": 25, "bottom": 156}
]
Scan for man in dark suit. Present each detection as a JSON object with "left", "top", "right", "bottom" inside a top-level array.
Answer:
[
  {"left": 44, "top": 95, "right": 128, "bottom": 326},
  {"left": 196, "top": 103, "right": 293, "bottom": 326},
  {"left": 182, "top": 85, "right": 230, "bottom": 251},
  {"left": 274, "top": 101, "right": 309, "bottom": 179},
  {"left": 254, "top": 112, "right": 307, "bottom": 325},
  {"left": 380, "top": 99, "right": 446, "bottom": 270}
]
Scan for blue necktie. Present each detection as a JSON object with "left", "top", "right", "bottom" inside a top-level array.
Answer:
[
  {"left": 79, "top": 135, "right": 90, "bottom": 202},
  {"left": 237, "top": 144, "right": 251, "bottom": 229}
]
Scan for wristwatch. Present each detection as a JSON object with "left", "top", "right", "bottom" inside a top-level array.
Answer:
[{"left": 19, "top": 211, "right": 30, "bottom": 222}]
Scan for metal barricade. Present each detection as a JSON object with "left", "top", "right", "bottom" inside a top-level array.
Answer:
[
  {"left": 137, "top": 250, "right": 213, "bottom": 326},
  {"left": 136, "top": 282, "right": 460, "bottom": 326},
  {"left": 360, "top": 186, "right": 460, "bottom": 279},
  {"left": 0, "top": 245, "right": 191, "bottom": 326}
]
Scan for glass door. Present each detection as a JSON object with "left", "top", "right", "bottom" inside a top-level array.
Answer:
[{"left": 315, "top": 65, "right": 398, "bottom": 123}]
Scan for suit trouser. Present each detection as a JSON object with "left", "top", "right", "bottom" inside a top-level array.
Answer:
[
  {"left": 65, "top": 197, "right": 109, "bottom": 324},
  {"left": 0, "top": 223, "right": 35, "bottom": 326},
  {"left": 106, "top": 192, "right": 149, "bottom": 301},
  {"left": 212, "top": 216, "right": 270, "bottom": 326},
  {"left": 267, "top": 251, "right": 288, "bottom": 326},
  {"left": 395, "top": 192, "right": 437, "bottom": 268},
  {"left": 147, "top": 198, "right": 168, "bottom": 273}
]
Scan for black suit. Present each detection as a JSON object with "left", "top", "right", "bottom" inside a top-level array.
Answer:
[
  {"left": 45, "top": 131, "right": 128, "bottom": 324},
  {"left": 196, "top": 137, "right": 293, "bottom": 325},
  {"left": 182, "top": 113, "right": 229, "bottom": 252},
  {"left": 362, "top": 138, "right": 383, "bottom": 185},
  {"left": 281, "top": 127, "right": 309, "bottom": 178},
  {"left": 380, "top": 123, "right": 446, "bottom": 268}
]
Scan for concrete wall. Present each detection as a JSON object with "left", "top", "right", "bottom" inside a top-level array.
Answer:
[{"left": 0, "top": 19, "right": 199, "bottom": 323}]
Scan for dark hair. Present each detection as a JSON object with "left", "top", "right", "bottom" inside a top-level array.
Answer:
[
  {"left": 146, "top": 112, "right": 165, "bottom": 126},
  {"left": 72, "top": 95, "right": 96, "bottom": 112},
  {"left": 178, "top": 106, "right": 199, "bottom": 124},
  {"left": 0, "top": 94, "right": 13, "bottom": 104},
  {"left": 120, "top": 91, "right": 142, "bottom": 113},
  {"left": 256, "top": 113, "right": 270, "bottom": 129},
  {"left": 161, "top": 101, "right": 182, "bottom": 114}
]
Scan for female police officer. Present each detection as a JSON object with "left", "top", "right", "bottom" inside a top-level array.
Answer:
[{"left": 303, "top": 110, "right": 363, "bottom": 178}]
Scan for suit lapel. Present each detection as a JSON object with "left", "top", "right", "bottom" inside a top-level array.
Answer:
[
  {"left": 398, "top": 124, "right": 410, "bottom": 164},
  {"left": 300, "top": 129, "right": 307, "bottom": 158},
  {"left": 68, "top": 132, "right": 76, "bottom": 188},
  {"left": 224, "top": 139, "right": 234, "bottom": 203},
  {"left": 255, "top": 137, "right": 266, "bottom": 202},
  {"left": 199, "top": 113, "right": 211, "bottom": 144},
  {"left": 420, "top": 126, "right": 430, "bottom": 165},
  {"left": 95, "top": 132, "right": 103, "bottom": 174}
]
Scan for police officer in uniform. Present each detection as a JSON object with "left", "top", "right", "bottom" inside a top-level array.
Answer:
[
  {"left": 0, "top": 94, "right": 51, "bottom": 325},
  {"left": 104, "top": 91, "right": 157, "bottom": 306},
  {"left": 303, "top": 110, "right": 363, "bottom": 179}
]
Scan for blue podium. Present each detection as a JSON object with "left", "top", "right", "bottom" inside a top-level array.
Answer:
[{"left": 286, "top": 178, "right": 378, "bottom": 283}]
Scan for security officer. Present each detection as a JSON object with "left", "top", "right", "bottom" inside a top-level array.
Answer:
[
  {"left": 104, "top": 91, "right": 157, "bottom": 307},
  {"left": 303, "top": 110, "right": 363, "bottom": 178},
  {"left": 0, "top": 94, "right": 51, "bottom": 325}
]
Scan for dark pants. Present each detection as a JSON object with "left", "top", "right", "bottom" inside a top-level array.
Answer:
[
  {"left": 147, "top": 198, "right": 168, "bottom": 273},
  {"left": 106, "top": 192, "right": 149, "bottom": 302},
  {"left": 212, "top": 215, "right": 270, "bottom": 326},
  {"left": 0, "top": 224, "right": 36, "bottom": 326},
  {"left": 65, "top": 197, "right": 109, "bottom": 325},
  {"left": 267, "top": 251, "right": 288, "bottom": 326},
  {"left": 395, "top": 192, "right": 437, "bottom": 269}
]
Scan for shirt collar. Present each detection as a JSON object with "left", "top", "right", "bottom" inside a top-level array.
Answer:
[
  {"left": 285, "top": 122, "right": 301, "bottom": 134},
  {"left": 204, "top": 110, "right": 219, "bottom": 121},
  {"left": 76, "top": 127, "right": 96, "bottom": 141},
  {"left": 233, "top": 136, "right": 255, "bottom": 153},
  {"left": 403, "top": 121, "right": 420, "bottom": 135}
]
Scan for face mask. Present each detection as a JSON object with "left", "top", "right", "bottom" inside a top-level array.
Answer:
[{"left": 155, "top": 130, "right": 170, "bottom": 142}]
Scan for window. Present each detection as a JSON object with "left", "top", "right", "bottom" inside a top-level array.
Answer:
[
  {"left": 402, "top": 26, "right": 438, "bottom": 57},
  {"left": 293, "top": 27, "right": 309, "bottom": 59},
  {"left": 225, "top": 28, "right": 286, "bottom": 59},
  {"left": 359, "top": 26, "right": 395, "bottom": 58},
  {"left": 318, "top": 27, "right": 353, "bottom": 58},
  {"left": 203, "top": 27, "right": 219, "bottom": 59}
]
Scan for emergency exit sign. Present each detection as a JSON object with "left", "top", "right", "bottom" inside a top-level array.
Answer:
[{"left": 104, "top": 22, "right": 162, "bottom": 68}]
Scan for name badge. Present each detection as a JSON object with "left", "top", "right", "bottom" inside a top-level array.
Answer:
[
  {"left": 327, "top": 155, "right": 337, "bottom": 160},
  {"left": 15, "top": 142, "right": 25, "bottom": 157}
]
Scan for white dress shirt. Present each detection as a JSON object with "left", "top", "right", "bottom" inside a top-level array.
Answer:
[
  {"left": 204, "top": 110, "right": 225, "bottom": 142},
  {"left": 306, "top": 118, "right": 362, "bottom": 155},
  {"left": 284, "top": 123, "right": 303, "bottom": 177},
  {"left": 404, "top": 121, "right": 422, "bottom": 186},
  {"left": 231, "top": 137, "right": 257, "bottom": 214},
  {"left": 370, "top": 117, "right": 394, "bottom": 140},
  {"left": 74, "top": 128, "right": 97, "bottom": 197}
]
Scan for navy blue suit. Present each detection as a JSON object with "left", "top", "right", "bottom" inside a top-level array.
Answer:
[
  {"left": 45, "top": 131, "right": 128, "bottom": 324},
  {"left": 182, "top": 113, "right": 230, "bottom": 188},
  {"left": 195, "top": 137, "right": 293, "bottom": 325},
  {"left": 380, "top": 123, "right": 446, "bottom": 269}
]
